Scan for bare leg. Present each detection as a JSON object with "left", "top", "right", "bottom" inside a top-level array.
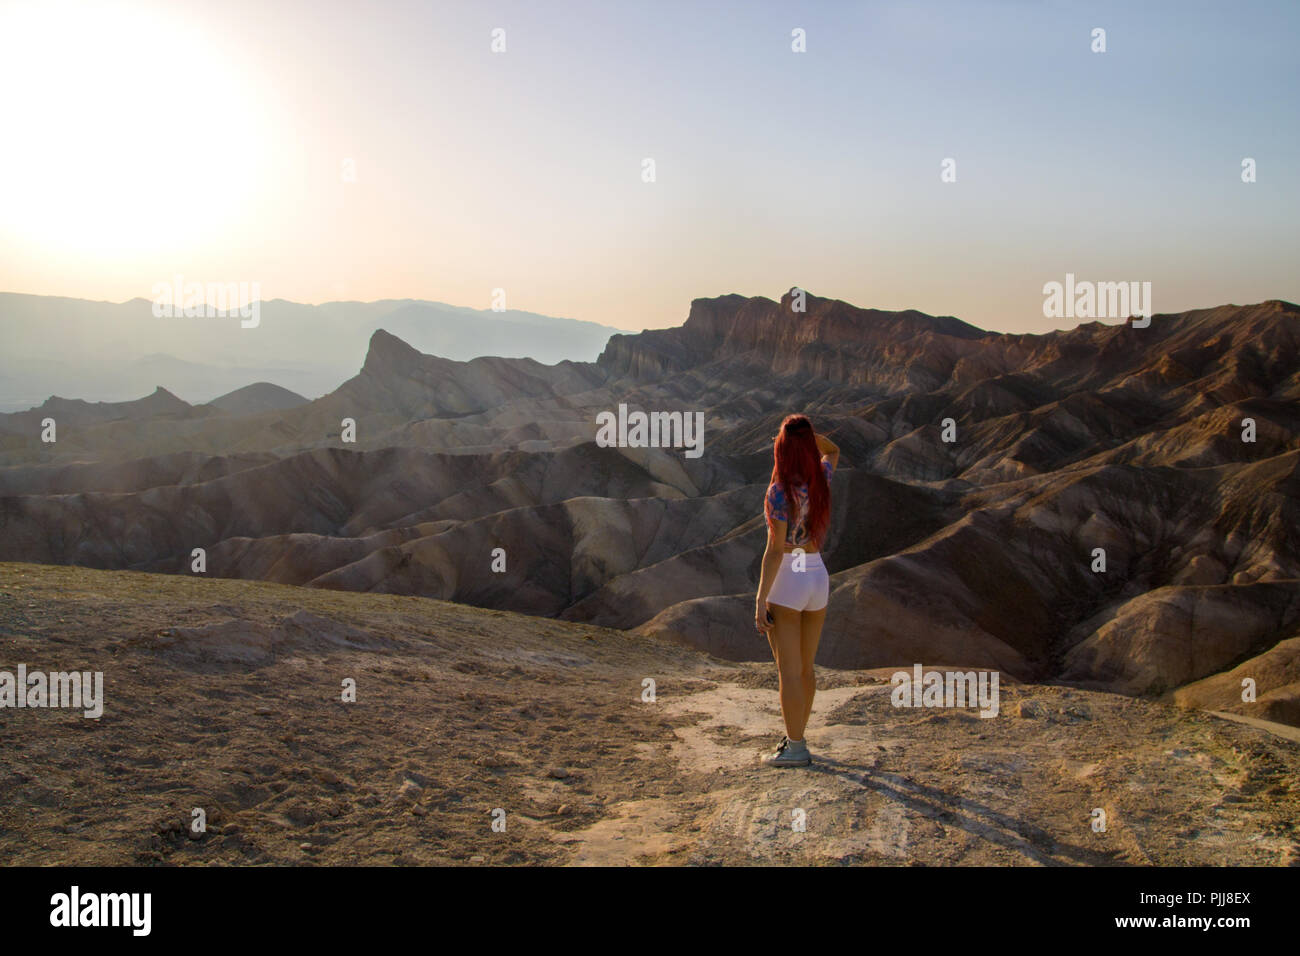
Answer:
[
  {"left": 768, "top": 604, "right": 807, "bottom": 740},
  {"left": 799, "top": 608, "right": 827, "bottom": 731}
]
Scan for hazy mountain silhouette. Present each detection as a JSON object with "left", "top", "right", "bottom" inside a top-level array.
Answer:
[
  {"left": 0, "top": 292, "right": 628, "bottom": 410},
  {"left": 206, "top": 382, "right": 309, "bottom": 415}
]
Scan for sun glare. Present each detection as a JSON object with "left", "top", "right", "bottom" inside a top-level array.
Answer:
[{"left": 0, "top": 0, "right": 266, "bottom": 257}]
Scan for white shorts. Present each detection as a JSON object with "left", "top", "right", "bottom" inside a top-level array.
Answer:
[{"left": 767, "top": 551, "right": 829, "bottom": 612}]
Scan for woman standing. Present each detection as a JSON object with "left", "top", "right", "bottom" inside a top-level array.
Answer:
[{"left": 754, "top": 415, "right": 838, "bottom": 767}]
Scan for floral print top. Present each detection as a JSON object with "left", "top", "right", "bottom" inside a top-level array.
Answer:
[{"left": 765, "top": 456, "right": 833, "bottom": 548}]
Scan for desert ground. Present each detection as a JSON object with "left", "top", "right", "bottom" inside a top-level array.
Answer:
[{"left": 1, "top": 562, "right": 1296, "bottom": 866}]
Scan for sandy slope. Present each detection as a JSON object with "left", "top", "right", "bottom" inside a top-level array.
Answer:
[{"left": 0, "top": 563, "right": 1296, "bottom": 866}]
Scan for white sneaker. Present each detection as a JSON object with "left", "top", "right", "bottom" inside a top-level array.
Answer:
[{"left": 762, "top": 736, "right": 811, "bottom": 767}]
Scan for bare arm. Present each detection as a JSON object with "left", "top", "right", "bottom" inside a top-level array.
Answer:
[
  {"left": 815, "top": 431, "right": 840, "bottom": 470},
  {"left": 755, "top": 521, "right": 785, "bottom": 634}
]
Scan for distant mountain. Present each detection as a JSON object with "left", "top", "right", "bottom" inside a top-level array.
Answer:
[
  {"left": 374, "top": 301, "right": 634, "bottom": 367},
  {"left": 0, "top": 292, "right": 630, "bottom": 410},
  {"left": 0, "top": 351, "right": 348, "bottom": 414},
  {"left": 206, "top": 382, "right": 309, "bottom": 415},
  {"left": 0, "top": 385, "right": 205, "bottom": 431}
]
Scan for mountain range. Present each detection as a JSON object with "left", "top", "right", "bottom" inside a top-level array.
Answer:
[
  {"left": 0, "top": 293, "right": 628, "bottom": 411},
  {"left": 1, "top": 289, "right": 1297, "bottom": 728}
]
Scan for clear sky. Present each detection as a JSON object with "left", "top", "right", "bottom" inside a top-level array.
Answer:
[{"left": 0, "top": 0, "right": 1296, "bottom": 333}]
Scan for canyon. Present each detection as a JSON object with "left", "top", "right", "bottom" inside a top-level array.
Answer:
[{"left": 2, "top": 289, "right": 1297, "bottom": 729}]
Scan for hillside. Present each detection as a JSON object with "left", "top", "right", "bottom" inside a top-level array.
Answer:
[
  {"left": 206, "top": 382, "right": 309, "bottom": 415},
  {"left": 1, "top": 563, "right": 1296, "bottom": 865},
  {"left": 1, "top": 290, "right": 1298, "bottom": 730}
]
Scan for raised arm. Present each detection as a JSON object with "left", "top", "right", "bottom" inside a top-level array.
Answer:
[{"left": 815, "top": 431, "right": 840, "bottom": 470}]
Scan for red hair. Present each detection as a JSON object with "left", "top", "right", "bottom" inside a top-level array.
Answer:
[{"left": 768, "top": 414, "right": 830, "bottom": 548}]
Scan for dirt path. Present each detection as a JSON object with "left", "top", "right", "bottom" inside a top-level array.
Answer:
[{"left": 1, "top": 563, "right": 1297, "bottom": 866}]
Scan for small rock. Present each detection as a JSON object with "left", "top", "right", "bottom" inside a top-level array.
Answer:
[
  {"left": 1017, "top": 700, "right": 1045, "bottom": 718},
  {"left": 547, "top": 767, "right": 570, "bottom": 780},
  {"left": 411, "top": 805, "right": 426, "bottom": 817}
]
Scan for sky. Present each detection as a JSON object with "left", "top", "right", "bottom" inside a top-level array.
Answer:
[{"left": 0, "top": 0, "right": 1296, "bottom": 334}]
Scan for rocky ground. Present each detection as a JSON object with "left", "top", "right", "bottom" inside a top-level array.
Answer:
[{"left": 1, "top": 562, "right": 1297, "bottom": 866}]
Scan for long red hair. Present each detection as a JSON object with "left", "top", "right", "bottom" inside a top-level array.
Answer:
[{"left": 768, "top": 414, "right": 830, "bottom": 548}]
